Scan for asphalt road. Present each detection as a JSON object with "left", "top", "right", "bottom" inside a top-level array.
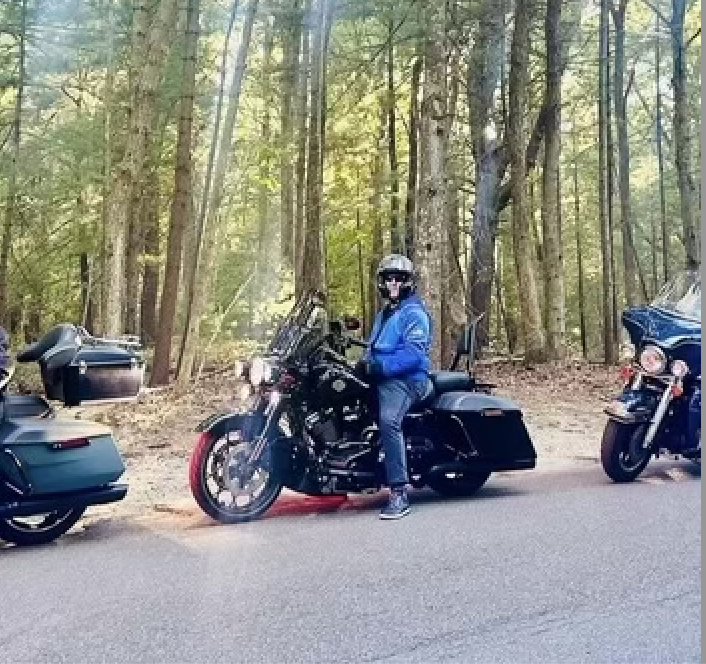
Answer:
[{"left": 1, "top": 459, "right": 700, "bottom": 664}]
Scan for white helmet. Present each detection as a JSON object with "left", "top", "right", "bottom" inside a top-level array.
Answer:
[{"left": 376, "top": 254, "right": 416, "bottom": 300}]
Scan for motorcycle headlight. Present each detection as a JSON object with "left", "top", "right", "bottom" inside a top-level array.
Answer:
[
  {"left": 249, "top": 357, "right": 278, "bottom": 386},
  {"left": 639, "top": 345, "right": 667, "bottom": 374},
  {"left": 671, "top": 359, "right": 689, "bottom": 378}
]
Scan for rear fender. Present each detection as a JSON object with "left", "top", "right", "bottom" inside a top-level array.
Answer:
[
  {"left": 195, "top": 412, "right": 265, "bottom": 442},
  {"left": 194, "top": 410, "right": 306, "bottom": 487}
]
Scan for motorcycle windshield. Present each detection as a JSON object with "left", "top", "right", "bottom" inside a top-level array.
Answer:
[
  {"left": 267, "top": 290, "right": 329, "bottom": 360},
  {"left": 622, "top": 271, "right": 701, "bottom": 372},
  {"left": 650, "top": 269, "right": 701, "bottom": 323}
]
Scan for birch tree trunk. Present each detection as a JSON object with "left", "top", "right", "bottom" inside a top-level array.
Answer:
[
  {"left": 508, "top": 0, "right": 545, "bottom": 363},
  {"left": 300, "top": 0, "right": 327, "bottom": 294},
  {"left": 294, "top": 0, "right": 312, "bottom": 294},
  {"left": 177, "top": 0, "right": 259, "bottom": 386}
]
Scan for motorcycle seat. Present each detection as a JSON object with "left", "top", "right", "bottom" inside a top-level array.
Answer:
[
  {"left": 429, "top": 370, "right": 475, "bottom": 393},
  {"left": 15, "top": 324, "right": 79, "bottom": 369}
]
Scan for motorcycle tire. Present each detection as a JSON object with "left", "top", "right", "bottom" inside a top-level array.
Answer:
[
  {"left": 600, "top": 420, "right": 651, "bottom": 483},
  {"left": 0, "top": 508, "right": 85, "bottom": 547},
  {"left": 189, "top": 431, "right": 282, "bottom": 524}
]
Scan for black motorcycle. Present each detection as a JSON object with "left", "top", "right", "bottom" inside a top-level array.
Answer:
[{"left": 189, "top": 290, "right": 537, "bottom": 523}]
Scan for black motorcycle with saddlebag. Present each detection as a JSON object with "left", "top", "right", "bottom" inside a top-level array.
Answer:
[
  {"left": 0, "top": 324, "right": 143, "bottom": 546},
  {"left": 189, "top": 290, "right": 537, "bottom": 524}
]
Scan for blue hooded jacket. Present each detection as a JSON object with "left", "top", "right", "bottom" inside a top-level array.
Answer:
[{"left": 364, "top": 294, "right": 432, "bottom": 383}]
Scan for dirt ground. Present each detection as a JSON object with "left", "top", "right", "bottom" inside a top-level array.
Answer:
[{"left": 64, "top": 360, "right": 621, "bottom": 527}]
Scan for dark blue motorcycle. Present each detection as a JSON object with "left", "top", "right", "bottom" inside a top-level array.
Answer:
[{"left": 602, "top": 268, "right": 701, "bottom": 482}]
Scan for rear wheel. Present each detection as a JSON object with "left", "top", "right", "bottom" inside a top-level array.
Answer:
[
  {"left": 427, "top": 471, "right": 491, "bottom": 497},
  {"left": 0, "top": 509, "right": 85, "bottom": 546},
  {"left": 600, "top": 420, "right": 652, "bottom": 482},
  {"left": 189, "top": 430, "right": 282, "bottom": 524}
]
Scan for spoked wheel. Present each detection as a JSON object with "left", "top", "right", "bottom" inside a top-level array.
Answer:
[
  {"left": 0, "top": 509, "right": 85, "bottom": 546},
  {"left": 427, "top": 470, "right": 491, "bottom": 497},
  {"left": 600, "top": 420, "right": 652, "bottom": 482},
  {"left": 189, "top": 431, "right": 282, "bottom": 524}
]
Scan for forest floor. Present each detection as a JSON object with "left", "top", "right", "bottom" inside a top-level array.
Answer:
[{"left": 63, "top": 358, "right": 622, "bottom": 531}]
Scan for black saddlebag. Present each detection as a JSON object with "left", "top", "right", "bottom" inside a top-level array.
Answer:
[
  {"left": 41, "top": 345, "right": 144, "bottom": 407},
  {"left": 431, "top": 391, "right": 537, "bottom": 471}
]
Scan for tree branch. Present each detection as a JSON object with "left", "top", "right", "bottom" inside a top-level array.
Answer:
[
  {"left": 497, "top": 104, "right": 550, "bottom": 211},
  {"left": 639, "top": 0, "right": 670, "bottom": 27},
  {"left": 686, "top": 27, "right": 701, "bottom": 47}
]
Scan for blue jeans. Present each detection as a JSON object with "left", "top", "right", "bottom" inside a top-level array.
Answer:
[{"left": 377, "top": 378, "right": 428, "bottom": 487}]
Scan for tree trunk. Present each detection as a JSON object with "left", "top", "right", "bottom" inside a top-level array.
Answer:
[
  {"left": 654, "top": 17, "right": 669, "bottom": 285},
  {"left": 97, "top": 0, "right": 116, "bottom": 336},
  {"left": 294, "top": 0, "right": 312, "bottom": 295},
  {"left": 151, "top": 0, "right": 201, "bottom": 385},
  {"left": 300, "top": 0, "right": 328, "bottom": 295},
  {"left": 467, "top": 1, "right": 504, "bottom": 351},
  {"left": 611, "top": 0, "right": 638, "bottom": 308},
  {"left": 541, "top": 0, "right": 566, "bottom": 359},
  {"left": 124, "top": 201, "right": 143, "bottom": 335},
  {"left": 403, "top": 56, "right": 422, "bottom": 260},
  {"left": 508, "top": 0, "right": 545, "bottom": 364},
  {"left": 367, "top": 104, "right": 386, "bottom": 337},
  {"left": 670, "top": 0, "right": 699, "bottom": 268},
  {"left": 140, "top": 168, "right": 160, "bottom": 345},
  {"left": 416, "top": 0, "right": 447, "bottom": 369},
  {"left": 572, "top": 120, "right": 587, "bottom": 358},
  {"left": 387, "top": 17, "right": 401, "bottom": 254},
  {"left": 441, "top": 3, "right": 465, "bottom": 368},
  {"left": 177, "top": 0, "right": 258, "bottom": 387},
  {"left": 0, "top": 0, "right": 27, "bottom": 328},
  {"left": 280, "top": 0, "right": 303, "bottom": 269},
  {"left": 606, "top": 40, "right": 619, "bottom": 345},
  {"left": 598, "top": 0, "right": 617, "bottom": 364},
  {"left": 254, "top": 17, "right": 276, "bottom": 327},
  {"left": 104, "top": 0, "right": 179, "bottom": 337}
]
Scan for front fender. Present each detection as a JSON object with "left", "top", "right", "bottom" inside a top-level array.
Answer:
[
  {"left": 195, "top": 412, "right": 266, "bottom": 441},
  {"left": 604, "top": 389, "right": 659, "bottom": 424}
]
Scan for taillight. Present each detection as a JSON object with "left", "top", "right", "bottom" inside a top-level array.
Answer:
[{"left": 51, "top": 438, "right": 90, "bottom": 450}]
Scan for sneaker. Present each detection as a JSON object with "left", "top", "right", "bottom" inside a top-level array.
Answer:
[{"left": 379, "top": 487, "right": 410, "bottom": 520}]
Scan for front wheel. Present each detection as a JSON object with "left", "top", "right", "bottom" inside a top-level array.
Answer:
[
  {"left": 600, "top": 420, "right": 652, "bottom": 483},
  {"left": 189, "top": 430, "right": 282, "bottom": 524},
  {"left": 427, "top": 471, "right": 491, "bottom": 497},
  {"left": 0, "top": 509, "right": 85, "bottom": 546}
]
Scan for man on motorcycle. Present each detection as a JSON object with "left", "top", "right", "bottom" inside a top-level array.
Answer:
[{"left": 358, "top": 254, "right": 432, "bottom": 520}]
